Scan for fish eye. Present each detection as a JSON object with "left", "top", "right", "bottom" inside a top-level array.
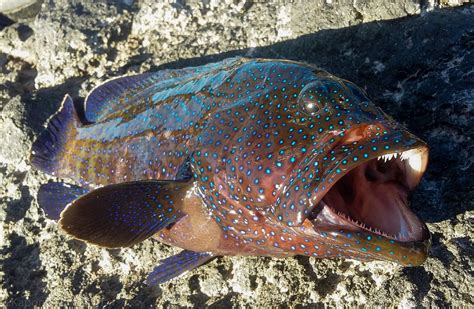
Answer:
[{"left": 297, "top": 80, "right": 329, "bottom": 116}]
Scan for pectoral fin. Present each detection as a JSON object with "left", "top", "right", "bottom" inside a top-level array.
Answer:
[{"left": 59, "top": 180, "right": 193, "bottom": 248}]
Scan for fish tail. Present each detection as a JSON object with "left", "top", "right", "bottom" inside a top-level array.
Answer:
[{"left": 31, "top": 94, "right": 80, "bottom": 175}]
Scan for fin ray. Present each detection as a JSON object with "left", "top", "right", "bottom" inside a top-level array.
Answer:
[
  {"left": 84, "top": 73, "right": 156, "bottom": 123},
  {"left": 31, "top": 95, "right": 80, "bottom": 175},
  {"left": 37, "top": 182, "right": 89, "bottom": 220},
  {"left": 83, "top": 58, "right": 244, "bottom": 123},
  {"left": 84, "top": 67, "right": 197, "bottom": 123},
  {"left": 59, "top": 180, "right": 191, "bottom": 248},
  {"left": 146, "top": 250, "right": 215, "bottom": 285}
]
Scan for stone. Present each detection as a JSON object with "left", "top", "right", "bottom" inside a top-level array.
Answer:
[{"left": 0, "top": 0, "right": 472, "bottom": 307}]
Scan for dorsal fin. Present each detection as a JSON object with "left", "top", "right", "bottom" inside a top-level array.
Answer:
[
  {"left": 84, "top": 72, "right": 175, "bottom": 123},
  {"left": 83, "top": 57, "right": 245, "bottom": 123}
]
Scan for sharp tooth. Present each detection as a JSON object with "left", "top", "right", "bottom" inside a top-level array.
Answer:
[{"left": 377, "top": 151, "right": 410, "bottom": 162}]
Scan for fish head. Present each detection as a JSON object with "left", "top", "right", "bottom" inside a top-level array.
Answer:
[{"left": 272, "top": 69, "right": 430, "bottom": 266}]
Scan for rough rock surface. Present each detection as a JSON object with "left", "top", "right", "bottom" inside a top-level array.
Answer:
[{"left": 1, "top": 0, "right": 473, "bottom": 307}]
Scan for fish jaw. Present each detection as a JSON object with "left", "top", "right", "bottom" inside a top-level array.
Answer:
[
  {"left": 308, "top": 202, "right": 430, "bottom": 266},
  {"left": 298, "top": 128, "right": 431, "bottom": 265}
]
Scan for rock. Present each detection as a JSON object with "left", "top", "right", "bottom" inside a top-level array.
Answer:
[
  {"left": 0, "top": 0, "right": 472, "bottom": 307},
  {"left": 0, "top": 0, "right": 37, "bottom": 13},
  {"left": 0, "top": 0, "right": 42, "bottom": 22}
]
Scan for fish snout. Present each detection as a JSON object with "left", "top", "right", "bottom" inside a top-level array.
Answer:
[
  {"left": 304, "top": 121, "right": 431, "bottom": 265},
  {"left": 338, "top": 123, "right": 386, "bottom": 145}
]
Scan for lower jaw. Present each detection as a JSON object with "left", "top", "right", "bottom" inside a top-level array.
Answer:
[{"left": 310, "top": 203, "right": 431, "bottom": 266}]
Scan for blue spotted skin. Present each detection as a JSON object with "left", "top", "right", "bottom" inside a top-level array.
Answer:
[
  {"left": 36, "top": 58, "right": 430, "bottom": 266},
  {"left": 57, "top": 181, "right": 187, "bottom": 248}
]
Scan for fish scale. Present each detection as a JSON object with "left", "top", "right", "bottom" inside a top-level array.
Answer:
[{"left": 31, "top": 57, "right": 430, "bottom": 284}]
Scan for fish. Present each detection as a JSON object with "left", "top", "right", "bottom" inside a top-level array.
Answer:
[{"left": 31, "top": 57, "right": 430, "bottom": 285}]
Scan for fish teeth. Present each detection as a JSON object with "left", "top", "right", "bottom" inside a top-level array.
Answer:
[
  {"left": 377, "top": 150, "right": 421, "bottom": 162},
  {"left": 375, "top": 149, "right": 424, "bottom": 173},
  {"left": 377, "top": 152, "right": 399, "bottom": 162}
]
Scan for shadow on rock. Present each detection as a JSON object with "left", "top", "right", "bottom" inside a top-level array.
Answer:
[
  {"left": 208, "top": 292, "right": 240, "bottom": 308},
  {"left": 452, "top": 236, "right": 474, "bottom": 275},
  {"left": 18, "top": 4, "right": 473, "bottom": 304},
  {"left": 430, "top": 232, "right": 456, "bottom": 268},
  {"left": 402, "top": 266, "right": 434, "bottom": 305},
  {"left": 23, "top": 76, "right": 86, "bottom": 134},
  {"left": 120, "top": 282, "right": 161, "bottom": 307},
  {"left": 1, "top": 232, "right": 48, "bottom": 308},
  {"left": 2, "top": 59, "right": 86, "bottom": 134},
  {"left": 156, "top": 5, "right": 474, "bottom": 224},
  {"left": 23, "top": 5, "right": 472, "bottom": 225},
  {"left": 5, "top": 185, "right": 32, "bottom": 222}
]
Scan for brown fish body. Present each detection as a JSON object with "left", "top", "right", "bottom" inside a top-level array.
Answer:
[{"left": 31, "top": 58, "right": 430, "bottom": 284}]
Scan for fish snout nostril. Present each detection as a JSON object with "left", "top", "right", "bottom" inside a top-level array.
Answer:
[{"left": 341, "top": 124, "right": 382, "bottom": 144}]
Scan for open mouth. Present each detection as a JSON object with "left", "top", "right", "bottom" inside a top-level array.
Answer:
[{"left": 311, "top": 147, "right": 430, "bottom": 242}]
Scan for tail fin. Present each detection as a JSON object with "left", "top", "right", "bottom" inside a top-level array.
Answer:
[
  {"left": 37, "top": 182, "right": 89, "bottom": 221},
  {"left": 31, "top": 95, "right": 80, "bottom": 175}
]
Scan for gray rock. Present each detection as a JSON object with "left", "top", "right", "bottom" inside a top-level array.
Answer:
[
  {"left": 0, "top": 0, "right": 472, "bottom": 307},
  {"left": 0, "top": 0, "right": 43, "bottom": 22}
]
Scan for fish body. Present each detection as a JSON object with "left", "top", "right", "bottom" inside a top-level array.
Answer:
[{"left": 31, "top": 58, "right": 430, "bottom": 284}]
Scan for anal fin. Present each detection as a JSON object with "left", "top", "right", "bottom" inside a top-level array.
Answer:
[
  {"left": 146, "top": 250, "right": 215, "bottom": 285},
  {"left": 59, "top": 180, "right": 193, "bottom": 248},
  {"left": 37, "top": 182, "right": 89, "bottom": 220}
]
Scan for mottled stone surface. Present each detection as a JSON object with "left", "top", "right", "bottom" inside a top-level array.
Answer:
[{"left": 0, "top": 0, "right": 472, "bottom": 307}]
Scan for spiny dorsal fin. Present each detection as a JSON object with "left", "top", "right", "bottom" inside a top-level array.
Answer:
[
  {"left": 83, "top": 57, "right": 244, "bottom": 123},
  {"left": 84, "top": 67, "right": 203, "bottom": 123},
  {"left": 84, "top": 73, "right": 158, "bottom": 123}
]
